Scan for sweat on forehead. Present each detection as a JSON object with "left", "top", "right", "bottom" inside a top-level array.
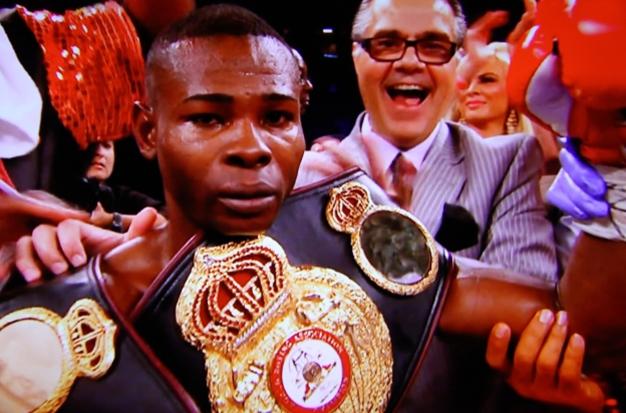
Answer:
[
  {"left": 145, "top": 3, "right": 298, "bottom": 101},
  {"left": 145, "top": 35, "right": 299, "bottom": 103}
]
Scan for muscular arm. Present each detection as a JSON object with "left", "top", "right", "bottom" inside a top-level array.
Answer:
[
  {"left": 439, "top": 266, "right": 554, "bottom": 337},
  {"left": 441, "top": 236, "right": 626, "bottom": 374},
  {"left": 559, "top": 234, "right": 626, "bottom": 373}
]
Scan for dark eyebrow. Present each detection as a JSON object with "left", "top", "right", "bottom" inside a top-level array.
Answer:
[
  {"left": 183, "top": 93, "right": 233, "bottom": 104},
  {"left": 262, "top": 93, "right": 298, "bottom": 103},
  {"left": 371, "top": 29, "right": 403, "bottom": 39}
]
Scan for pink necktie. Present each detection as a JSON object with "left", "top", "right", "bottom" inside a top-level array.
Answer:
[{"left": 390, "top": 153, "right": 417, "bottom": 209}]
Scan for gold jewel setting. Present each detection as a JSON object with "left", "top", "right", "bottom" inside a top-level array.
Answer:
[
  {"left": 0, "top": 298, "right": 117, "bottom": 412},
  {"left": 326, "top": 182, "right": 439, "bottom": 295},
  {"left": 176, "top": 235, "right": 392, "bottom": 412}
]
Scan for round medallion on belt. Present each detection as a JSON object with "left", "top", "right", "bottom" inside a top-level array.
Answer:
[
  {"left": 326, "top": 182, "right": 439, "bottom": 296},
  {"left": 270, "top": 328, "right": 351, "bottom": 413},
  {"left": 0, "top": 299, "right": 117, "bottom": 413}
]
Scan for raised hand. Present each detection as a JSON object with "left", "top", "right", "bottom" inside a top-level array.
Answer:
[
  {"left": 458, "top": 1, "right": 537, "bottom": 87},
  {"left": 14, "top": 207, "right": 160, "bottom": 282},
  {"left": 547, "top": 139, "right": 609, "bottom": 220},
  {"left": 486, "top": 310, "right": 605, "bottom": 412},
  {"left": 464, "top": 10, "right": 509, "bottom": 55},
  {"left": 507, "top": 0, "right": 537, "bottom": 46},
  {"left": 456, "top": 10, "right": 509, "bottom": 87}
]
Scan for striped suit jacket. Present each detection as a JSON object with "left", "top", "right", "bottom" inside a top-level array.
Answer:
[{"left": 297, "top": 112, "right": 557, "bottom": 280}]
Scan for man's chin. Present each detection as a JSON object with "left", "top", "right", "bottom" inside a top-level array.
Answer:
[
  {"left": 215, "top": 216, "right": 275, "bottom": 238},
  {"left": 381, "top": 121, "right": 432, "bottom": 148}
]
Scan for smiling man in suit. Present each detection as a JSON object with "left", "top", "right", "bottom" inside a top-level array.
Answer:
[
  {"left": 295, "top": 1, "right": 559, "bottom": 411},
  {"left": 297, "top": 0, "right": 557, "bottom": 282}
]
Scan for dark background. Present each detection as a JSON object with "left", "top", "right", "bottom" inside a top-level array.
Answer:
[
  {"left": 224, "top": 0, "right": 527, "bottom": 140},
  {"left": 2, "top": 0, "right": 526, "bottom": 139},
  {"left": 1, "top": 0, "right": 526, "bottom": 200}
]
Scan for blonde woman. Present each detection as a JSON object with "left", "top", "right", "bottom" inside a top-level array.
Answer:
[
  {"left": 455, "top": 42, "right": 532, "bottom": 137},
  {"left": 453, "top": 6, "right": 560, "bottom": 170}
]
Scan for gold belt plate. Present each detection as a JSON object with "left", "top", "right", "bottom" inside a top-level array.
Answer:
[
  {"left": 0, "top": 298, "right": 117, "bottom": 413},
  {"left": 176, "top": 235, "right": 392, "bottom": 412}
]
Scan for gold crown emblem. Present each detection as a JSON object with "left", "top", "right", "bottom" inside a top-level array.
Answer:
[
  {"left": 177, "top": 237, "right": 291, "bottom": 356},
  {"left": 176, "top": 235, "right": 393, "bottom": 411},
  {"left": 0, "top": 298, "right": 117, "bottom": 412},
  {"left": 66, "top": 300, "right": 117, "bottom": 378},
  {"left": 325, "top": 182, "right": 371, "bottom": 233},
  {"left": 326, "top": 181, "right": 439, "bottom": 296}
]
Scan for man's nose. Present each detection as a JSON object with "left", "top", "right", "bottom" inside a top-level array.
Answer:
[
  {"left": 224, "top": 120, "right": 272, "bottom": 168},
  {"left": 395, "top": 45, "right": 426, "bottom": 70}
]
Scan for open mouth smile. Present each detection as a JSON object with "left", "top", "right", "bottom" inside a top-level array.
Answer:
[{"left": 386, "top": 84, "right": 430, "bottom": 106}]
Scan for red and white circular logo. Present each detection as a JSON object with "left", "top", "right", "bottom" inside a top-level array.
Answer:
[{"left": 270, "top": 328, "right": 351, "bottom": 413}]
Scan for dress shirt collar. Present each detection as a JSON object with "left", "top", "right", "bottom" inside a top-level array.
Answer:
[{"left": 361, "top": 114, "right": 441, "bottom": 172}]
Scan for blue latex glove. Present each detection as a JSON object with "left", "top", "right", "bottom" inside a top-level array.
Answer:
[{"left": 546, "top": 138, "right": 610, "bottom": 220}]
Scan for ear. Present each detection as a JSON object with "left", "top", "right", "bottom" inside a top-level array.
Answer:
[
  {"left": 351, "top": 41, "right": 360, "bottom": 60},
  {"left": 132, "top": 101, "right": 157, "bottom": 160}
]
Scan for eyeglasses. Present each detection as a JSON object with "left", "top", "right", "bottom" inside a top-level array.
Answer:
[{"left": 356, "top": 37, "right": 457, "bottom": 65}]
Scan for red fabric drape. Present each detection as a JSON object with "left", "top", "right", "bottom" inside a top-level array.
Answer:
[{"left": 0, "top": 159, "right": 14, "bottom": 188}]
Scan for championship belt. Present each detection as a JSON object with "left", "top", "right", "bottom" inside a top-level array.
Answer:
[
  {"left": 0, "top": 260, "right": 199, "bottom": 412},
  {"left": 0, "top": 297, "right": 115, "bottom": 413},
  {"left": 176, "top": 235, "right": 392, "bottom": 412},
  {"left": 325, "top": 181, "right": 438, "bottom": 296},
  {"left": 134, "top": 170, "right": 454, "bottom": 412}
]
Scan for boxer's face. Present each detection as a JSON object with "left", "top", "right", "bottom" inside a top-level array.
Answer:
[{"left": 136, "top": 35, "right": 305, "bottom": 235}]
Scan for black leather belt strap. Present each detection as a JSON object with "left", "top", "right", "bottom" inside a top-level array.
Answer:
[
  {"left": 0, "top": 258, "right": 200, "bottom": 413},
  {"left": 134, "top": 169, "right": 454, "bottom": 411}
]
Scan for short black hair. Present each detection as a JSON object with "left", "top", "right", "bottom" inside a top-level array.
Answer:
[
  {"left": 149, "top": 3, "right": 290, "bottom": 54},
  {"left": 145, "top": 4, "right": 299, "bottom": 100}
]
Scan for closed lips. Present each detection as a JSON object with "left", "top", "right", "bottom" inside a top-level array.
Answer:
[
  {"left": 464, "top": 99, "right": 485, "bottom": 108},
  {"left": 217, "top": 186, "right": 278, "bottom": 215}
]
